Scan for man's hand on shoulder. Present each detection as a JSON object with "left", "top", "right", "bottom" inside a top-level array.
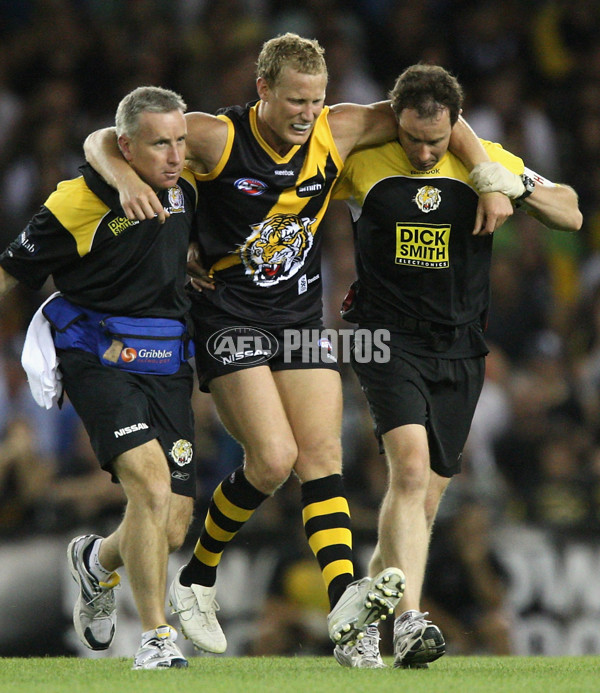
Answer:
[{"left": 119, "top": 179, "right": 168, "bottom": 223}]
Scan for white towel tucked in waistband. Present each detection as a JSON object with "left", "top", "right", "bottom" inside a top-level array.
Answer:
[{"left": 21, "top": 291, "right": 62, "bottom": 409}]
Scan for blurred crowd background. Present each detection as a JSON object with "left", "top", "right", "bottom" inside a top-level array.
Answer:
[{"left": 2, "top": 0, "right": 600, "bottom": 660}]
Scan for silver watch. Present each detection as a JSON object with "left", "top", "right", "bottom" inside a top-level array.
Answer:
[{"left": 516, "top": 173, "right": 535, "bottom": 202}]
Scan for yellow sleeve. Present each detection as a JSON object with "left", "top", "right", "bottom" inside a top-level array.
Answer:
[{"left": 482, "top": 140, "right": 525, "bottom": 175}]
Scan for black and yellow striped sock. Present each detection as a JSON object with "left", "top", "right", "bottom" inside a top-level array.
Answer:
[
  {"left": 301, "top": 473, "right": 354, "bottom": 610},
  {"left": 180, "top": 466, "right": 268, "bottom": 587}
]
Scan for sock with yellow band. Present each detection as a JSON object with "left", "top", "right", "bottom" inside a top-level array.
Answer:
[
  {"left": 301, "top": 473, "right": 354, "bottom": 610},
  {"left": 180, "top": 466, "right": 268, "bottom": 587}
]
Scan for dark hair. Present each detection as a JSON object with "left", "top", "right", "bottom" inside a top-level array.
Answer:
[{"left": 389, "top": 64, "right": 463, "bottom": 125}]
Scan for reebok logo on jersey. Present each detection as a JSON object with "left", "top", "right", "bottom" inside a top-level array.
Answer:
[
  {"left": 114, "top": 422, "right": 149, "bottom": 438},
  {"left": 411, "top": 168, "right": 440, "bottom": 175}
]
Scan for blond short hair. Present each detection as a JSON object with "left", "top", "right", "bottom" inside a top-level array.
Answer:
[{"left": 256, "top": 32, "right": 327, "bottom": 87}]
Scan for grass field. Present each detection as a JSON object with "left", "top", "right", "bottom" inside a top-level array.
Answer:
[{"left": 2, "top": 655, "right": 599, "bottom": 693}]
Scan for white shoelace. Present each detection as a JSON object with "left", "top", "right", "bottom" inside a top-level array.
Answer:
[
  {"left": 87, "top": 584, "right": 118, "bottom": 613},
  {"left": 396, "top": 610, "right": 431, "bottom": 635},
  {"left": 355, "top": 625, "right": 381, "bottom": 661}
]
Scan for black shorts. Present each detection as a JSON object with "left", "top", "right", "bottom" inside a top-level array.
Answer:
[
  {"left": 190, "top": 298, "right": 339, "bottom": 392},
  {"left": 351, "top": 334, "right": 485, "bottom": 478},
  {"left": 58, "top": 349, "right": 196, "bottom": 497}
]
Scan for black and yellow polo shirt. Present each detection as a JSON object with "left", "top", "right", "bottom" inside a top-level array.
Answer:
[
  {"left": 0, "top": 164, "right": 198, "bottom": 319},
  {"left": 334, "top": 139, "right": 523, "bottom": 356}
]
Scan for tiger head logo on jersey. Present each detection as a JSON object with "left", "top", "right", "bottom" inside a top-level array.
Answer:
[
  {"left": 240, "top": 213, "right": 315, "bottom": 287},
  {"left": 413, "top": 185, "right": 442, "bottom": 213},
  {"left": 166, "top": 185, "right": 185, "bottom": 214}
]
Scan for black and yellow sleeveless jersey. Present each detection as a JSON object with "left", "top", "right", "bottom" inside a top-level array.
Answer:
[
  {"left": 334, "top": 139, "right": 524, "bottom": 354},
  {"left": 193, "top": 100, "right": 344, "bottom": 327},
  {"left": 0, "top": 164, "right": 197, "bottom": 318}
]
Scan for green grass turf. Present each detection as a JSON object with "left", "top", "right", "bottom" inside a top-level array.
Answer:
[{"left": 2, "top": 655, "right": 599, "bottom": 693}]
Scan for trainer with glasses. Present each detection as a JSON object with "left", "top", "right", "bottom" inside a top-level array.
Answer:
[
  {"left": 0, "top": 86, "right": 199, "bottom": 669},
  {"left": 333, "top": 63, "right": 583, "bottom": 668},
  {"left": 85, "top": 34, "right": 508, "bottom": 663}
]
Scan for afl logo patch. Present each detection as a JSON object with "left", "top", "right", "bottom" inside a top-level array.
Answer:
[
  {"left": 120, "top": 347, "right": 138, "bottom": 363},
  {"left": 235, "top": 178, "right": 268, "bottom": 195},
  {"left": 206, "top": 326, "right": 278, "bottom": 366}
]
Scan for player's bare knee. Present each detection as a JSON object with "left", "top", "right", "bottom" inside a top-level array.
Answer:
[
  {"left": 250, "top": 462, "right": 291, "bottom": 493},
  {"left": 388, "top": 455, "right": 429, "bottom": 494},
  {"left": 245, "top": 439, "right": 297, "bottom": 492},
  {"left": 140, "top": 479, "right": 172, "bottom": 518},
  {"left": 114, "top": 442, "right": 172, "bottom": 506},
  {"left": 295, "top": 436, "right": 342, "bottom": 478},
  {"left": 121, "top": 456, "right": 172, "bottom": 515}
]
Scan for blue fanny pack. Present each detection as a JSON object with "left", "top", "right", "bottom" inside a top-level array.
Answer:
[{"left": 42, "top": 296, "right": 194, "bottom": 375}]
